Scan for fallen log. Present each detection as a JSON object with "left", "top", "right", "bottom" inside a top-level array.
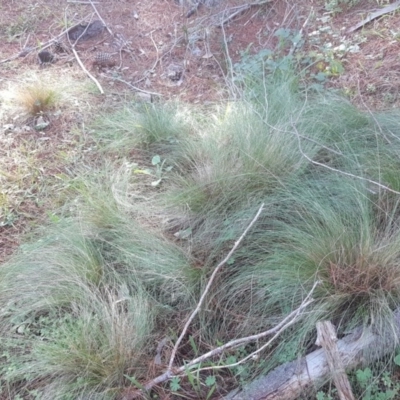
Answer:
[
  {"left": 346, "top": 1, "right": 400, "bottom": 34},
  {"left": 225, "top": 310, "right": 400, "bottom": 400}
]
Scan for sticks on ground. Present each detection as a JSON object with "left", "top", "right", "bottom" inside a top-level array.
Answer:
[
  {"left": 141, "top": 279, "right": 317, "bottom": 393},
  {"left": 132, "top": 204, "right": 317, "bottom": 396},
  {"left": 70, "top": 47, "right": 104, "bottom": 94},
  {"left": 0, "top": 18, "right": 88, "bottom": 64},
  {"left": 167, "top": 203, "right": 265, "bottom": 373}
]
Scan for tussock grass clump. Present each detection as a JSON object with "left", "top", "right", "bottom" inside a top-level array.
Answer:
[
  {"left": 158, "top": 81, "right": 400, "bottom": 373},
  {"left": 164, "top": 80, "right": 379, "bottom": 264},
  {"left": 92, "top": 102, "right": 191, "bottom": 154},
  {"left": 6, "top": 69, "right": 400, "bottom": 398},
  {"left": 0, "top": 166, "right": 195, "bottom": 399},
  {"left": 163, "top": 81, "right": 316, "bottom": 261},
  {"left": 212, "top": 176, "right": 400, "bottom": 367},
  {"left": 17, "top": 83, "right": 58, "bottom": 115},
  {"left": 0, "top": 70, "right": 93, "bottom": 122}
]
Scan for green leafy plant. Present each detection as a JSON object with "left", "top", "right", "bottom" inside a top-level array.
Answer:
[
  {"left": 354, "top": 368, "right": 400, "bottom": 400},
  {"left": 133, "top": 154, "right": 173, "bottom": 187},
  {"left": 170, "top": 376, "right": 181, "bottom": 392}
]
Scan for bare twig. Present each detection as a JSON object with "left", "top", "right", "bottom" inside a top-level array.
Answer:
[
  {"left": 141, "top": 279, "right": 317, "bottom": 392},
  {"left": 63, "top": 9, "right": 103, "bottom": 94},
  {"left": 218, "top": 0, "right": 273, "bottom": 26},
  {"left": 149, "top": 31, "right": 161, "bottom": 70},
  {"left": 113, "top": 77, "right": 162, "bottom": 97},
  {"left": 291, "top": 120, "right": 400, "bottom": 195},
  {"left": 347, "top": 1, "right": 400, "bottom": 33},
  {"left": 356, "top": 79, "right": 394, "bottom": 146},
  {"left": 182, "top": 281, "right": 319, "bottom": 374},
  {"left": 168, "top": 203, "right": 265, "bottom": 373},
  {"left": 288, "top": 8, "right": 313, "bottom": 57},
  {"left": 0, "top": 54, "right": 21, "bottom": 64},
  {"left": 88, "top": 0, "right": 113, "bottom": 35},
  {"left": 71, "top": 47, "right": 104, "bottom": 94}
]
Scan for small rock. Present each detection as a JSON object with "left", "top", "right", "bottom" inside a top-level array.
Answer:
[
  {"left": 3, "top": 124, "right": 14, "bottom": 132},
  {"left": 166, "top": 63, "right": 184, "bottom": 81},
  {"left": 35, "top": 116, "right": 50, "bottom": 131}
]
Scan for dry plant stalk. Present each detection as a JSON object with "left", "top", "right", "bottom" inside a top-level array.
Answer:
[
  {"left": 132, "top": 204, "right": 318, "bottom": 396},
  {"left": 167, "top": 203, "right": 265, "bottom": 373},
  {"left": 71, "top": 47, "right": 104, "bottom": 94}
]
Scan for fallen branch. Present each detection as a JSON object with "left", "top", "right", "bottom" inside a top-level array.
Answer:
[
  {"left": 71, "top": 47, "right": 104, "bottom": 94},
  {"left": 217, "top": 0, "right": 274, "bottom": 26},
  {"left": 178, "top": 281, "right": 318, "bottom": 375},
  {"left": 141, "top": 279, "right": 316, "bottom": 393},
  {"left": 113, "top": 77, "right": 161, "bottom": 97},
  {"left": 347, "top": 1, "right": 400, "bottom": 33},
  {"left": 316, "top": 321, "right": 355, "bottom": 400},
  {"left": 168, "top": 203, "right": 265, "bottom": 372},
  {"left": 225, "top": 310, "right": 400, "bottom": 399}
]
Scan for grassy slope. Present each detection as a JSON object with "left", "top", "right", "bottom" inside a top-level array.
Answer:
[{"left": 3, "top": 67, "right": 400, "bottom": 399}]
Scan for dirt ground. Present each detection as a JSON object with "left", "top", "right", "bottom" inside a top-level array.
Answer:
[
  {"left": 2, "top": 0, "right": 400, "bottom": 261},
  {"left": 2, "top": 0, "right": 400, "bottom": 105}
]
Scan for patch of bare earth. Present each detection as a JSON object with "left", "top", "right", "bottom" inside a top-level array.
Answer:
[{"left": 331, "top": 0, "right": 400, "bottom": 109}]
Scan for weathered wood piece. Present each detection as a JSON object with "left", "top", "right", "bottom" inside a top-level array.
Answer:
[
  {"left": 225, "top": 310, "right": 400, "bottom": 400},
  {"left": 347, "top": 1, "right": 400, "bottom": 33},
  {"left": 316, "top": 321, "right": 355, "bottom": 400}
]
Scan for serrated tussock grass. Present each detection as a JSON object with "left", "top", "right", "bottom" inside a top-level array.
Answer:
[
  {"left": 4, "top": 73, "right": 400, "bottom": 397},
  {"left": 92, "top": 101, "right": 191, "bottom": 155},
  {"left": 161, "top": 83, "right": 400, "bottom": 371},
  {"left": 212, "top": 176, "right": 400, "bottom": 368},
  {"left": 0, "top": 166, "right": 195, "bottom": 399},
  {"left": 164, "top": 80, "right": 387, "bottom": 265}
]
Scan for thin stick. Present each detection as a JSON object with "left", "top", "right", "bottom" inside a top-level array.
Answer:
[
  {"left": 71, "top": 47, "right": 104, "bottom": 94},
  {"left": 291, "top": 120, "right": 400, "bottom": 195},
  {"left": 183, "top": 281, "right": 319, "bottom": 374},
  {"left": 347, "top": 1, "right": 400, "bottom": 33},
  {"left": 88, "top": 0, "right": 113, "bottom": 35},
  {"left": 142, "top": 280, "right": 317, "bottom": 392},
  {"left": 149, "top": 31, "right": 161, "bottom": 70},
  {"left": 167, "top": 203, "right": 265, "bottom": 373},
  {"left": 113, "top": 77, "right": 162, "bottom": 96},
  {"left": 288, "top": 8, "right": 313, "bottom": 57},
  {"left": 218, "top": 0, "right": 273, "bottom": 26}
]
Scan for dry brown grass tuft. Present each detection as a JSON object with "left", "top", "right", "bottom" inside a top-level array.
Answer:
[
  {"left": 17, "top": 83, "right": 58, "bottom": 115},
  {"left": 327, "top": 260, "right": 400, "bottom": 296}
]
